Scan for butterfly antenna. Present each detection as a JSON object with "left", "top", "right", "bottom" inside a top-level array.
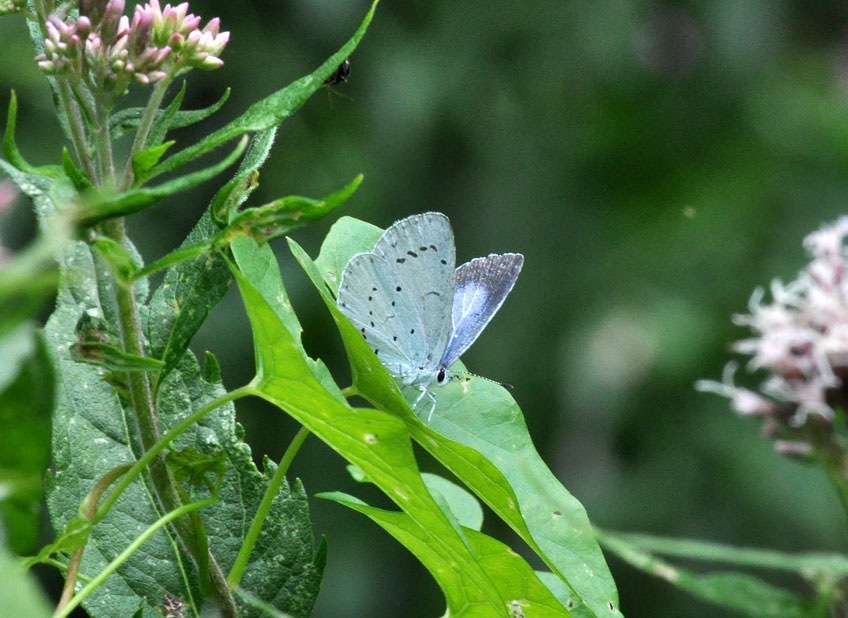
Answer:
[{"left": 457, "top": 371, "right": 513, "bottom": 390}]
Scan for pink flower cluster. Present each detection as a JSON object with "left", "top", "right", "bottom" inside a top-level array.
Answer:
[
  {"left": 35, "top": 0, "right": 228, "bottom": 88},
  {"left": 698, "top": 216, "right": 848, "bottom": 455}
]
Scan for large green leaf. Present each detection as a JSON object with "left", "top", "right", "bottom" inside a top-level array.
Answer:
[
  {"left": 321, "top": 491, "right": 572, "bottom": 618},
  {"left": 231, "top": 252, "right": 569, "bottom": 617},
  {"left": 149, "top": 1, "right": 379, "bottom": 179},
  {"left": 45, "top": 239, "right": 324, "bottom": 618},
  {"left": 291, "top": 215, "right": 622, "bottom": 618},
  {"left": 0, "top": 325, "right": 53, "bottom": 554}
]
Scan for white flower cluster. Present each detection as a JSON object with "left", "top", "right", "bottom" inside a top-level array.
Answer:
[{"left": 698, "top": 216, "right": 848, "bottom": 432}]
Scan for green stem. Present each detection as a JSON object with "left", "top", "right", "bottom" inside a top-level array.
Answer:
[
  {"left": 54, "top": 79, "right": 96, "bottom": 182},
  {"left": 119, "top": 76, "right": 173, "bottom": 190},
  {"left": 69, "top": 80, "right": 97, "bottom": 128},
  {"left": 53, "top": 496, "right": 217, "bottom": 618},
  {"left": 341, "top": 385, "right": 359, "bottom": 399},
  {"left": 227, "top": 424, "right": 311, "bottom": 589},
  {"left": 96, "top": 385, "right": 252, "bottom": 521},
  {"left": 99, "top": 218, "right": 241, "bottom": 617},
  {"left": 54, "top": 463, "right": 133, "bottom": 615},
  {"left": 94, "top": 95, "right": 115, "bottom": 189}
]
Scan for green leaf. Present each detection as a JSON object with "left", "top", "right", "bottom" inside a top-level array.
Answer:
[
  {"left": 3, "top": 91, "right": 60, "bottom": 178},
  {"left": 230, "top": 237, "right": 344, "bottom": 401},
  {"left": 313, "top": 216, "right": 383, "bottom": 289},
  {"left": 147, "top": 211, "right": 232, "bottom": 387},
  {"left": 111, "top": 86, "right": 230, "bottom": 142},
  {"left": 90, "top": 235, "right": 138, "bottom": 285},
  {"left": 421, "top": 472, "right": 484, "bottom": 532},
  {"left": 62, "top": 147, "right": 93, "bottom": 192},
  {"left": 536, "top": 572, "right": 592, "bottom": 618},
  {"left": 150, "top": 1, "right": 379, "bottom": 179},
  {"left": 0, "top": 325, "right": 53, "bottom": 554},
  {"left": 70, "top": 341, "right": 165, "bottom": 373},
  {"left": 168, "top": 87, "right": 230, "bottom": 131},
  {"left": 147, "top": 81, "right": 186, "bottom": 148},
  {"left": 131, "top": 140, "right": 175, "bottom": 185},
  {"left": 0, "top": 530, "right": 52, "bottom": 618},
  {"left": 166, "top": 447, "right": 227, "bottom": 490},
  {"left": 598, "top": 532, "right": 811, "bottom": 618},
  {"left": 596, "top": 531, "right": 848, "bottom": 578},
  {"left": 211, "top": 127, "right": 276, "bottom": 227},
  {"left": 217, "top": 175, "right": 362, "bottom": 246},
  {"left": 0, "top": 157, "right": 75, "bottom": 221},
  {"left": 321, "top": 491, "right": 572, "bottom": 617},
  {"left": 46, "top": 239, "right": 324, "bottom": 618},
  {"left": 75, "top": 135, "right": 248, "bottom": 226},
  {"left": 291, "top": 217, "right": 622, "bottom": 618},
  {"left": 231, "top": 256, "right": 567, "bottom": 617}
]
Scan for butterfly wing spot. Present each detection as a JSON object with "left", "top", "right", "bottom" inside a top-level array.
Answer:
[
  {"left": 407, "top": 251, "right": 418, "bottom": 258},
  {"left": 396, "top": 258, "right": 406, "bottom": 263},
  {"left": 396, "top": 286, "right": 402, "bottom": 291},
  {"left": 440, "top": 259, "right": 447, "bottom": 264}
]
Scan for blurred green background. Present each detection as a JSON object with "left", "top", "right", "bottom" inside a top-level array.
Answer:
[{"left": 4, "top": 1, "right": 848, "bottom": 616}]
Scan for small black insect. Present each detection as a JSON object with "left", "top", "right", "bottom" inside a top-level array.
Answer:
[{"left": 324, "top": 58, "right": 351, "bottom": 86}]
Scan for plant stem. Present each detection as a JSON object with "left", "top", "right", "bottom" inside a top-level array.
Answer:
[
  {"left": 54, "top": 463, "right": 133, "bottom": 615},
  {"left": 55, "top": 79, "right": 97, "bottom": 182},
  {"left": 53, "top": 496, "right": 217, "bottom": 618},
  {"left": 119, "top": 76, "right": 172, "bottom": 190},
  {"left": 99, "top": 217, "right": 241, "bottom": 617},
  {"left": 96, "top": 386, "right": 253, "bottom": 520},
  {"left": 227, "top": 424, "right": 311, "bottom": 589},
  {"left": 94, "top": 95, "right": 116, "bottom": 189}
]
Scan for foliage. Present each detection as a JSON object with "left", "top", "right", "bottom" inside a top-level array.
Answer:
[{"left": 4, "top": 1, "right": 848, "bottom": 618}]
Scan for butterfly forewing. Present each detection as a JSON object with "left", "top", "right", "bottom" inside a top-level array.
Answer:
[
  {"left": 372, "top": 212, "right": 456, "bottom": 376},
  {"left": 439, "top": 252, "right": 524, "bottom": 369}
]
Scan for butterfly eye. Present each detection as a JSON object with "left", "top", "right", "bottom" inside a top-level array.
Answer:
[{"left": 437, "top": 368, "right": 450, "bottom": 385}]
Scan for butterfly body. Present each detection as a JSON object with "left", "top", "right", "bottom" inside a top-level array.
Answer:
[{"left": 338, "top": 212, "right": 523, "bottom": 420}]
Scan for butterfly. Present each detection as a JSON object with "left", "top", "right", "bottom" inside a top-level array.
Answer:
[{"left": 337, "top": 212, "right": 523, "bottom": 421}]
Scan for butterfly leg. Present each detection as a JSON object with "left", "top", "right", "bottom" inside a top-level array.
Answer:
[{"left": 410, "top": 387, "right": 437, "bottom": 423}]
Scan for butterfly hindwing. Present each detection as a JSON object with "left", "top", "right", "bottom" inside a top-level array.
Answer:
[{"left": 439, "top": 252, "right": 524, "bottom": 369}]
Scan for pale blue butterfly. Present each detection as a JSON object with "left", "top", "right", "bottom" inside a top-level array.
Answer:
[{"left": 337, "top": 212, "right": 523, "bottom": 421}]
